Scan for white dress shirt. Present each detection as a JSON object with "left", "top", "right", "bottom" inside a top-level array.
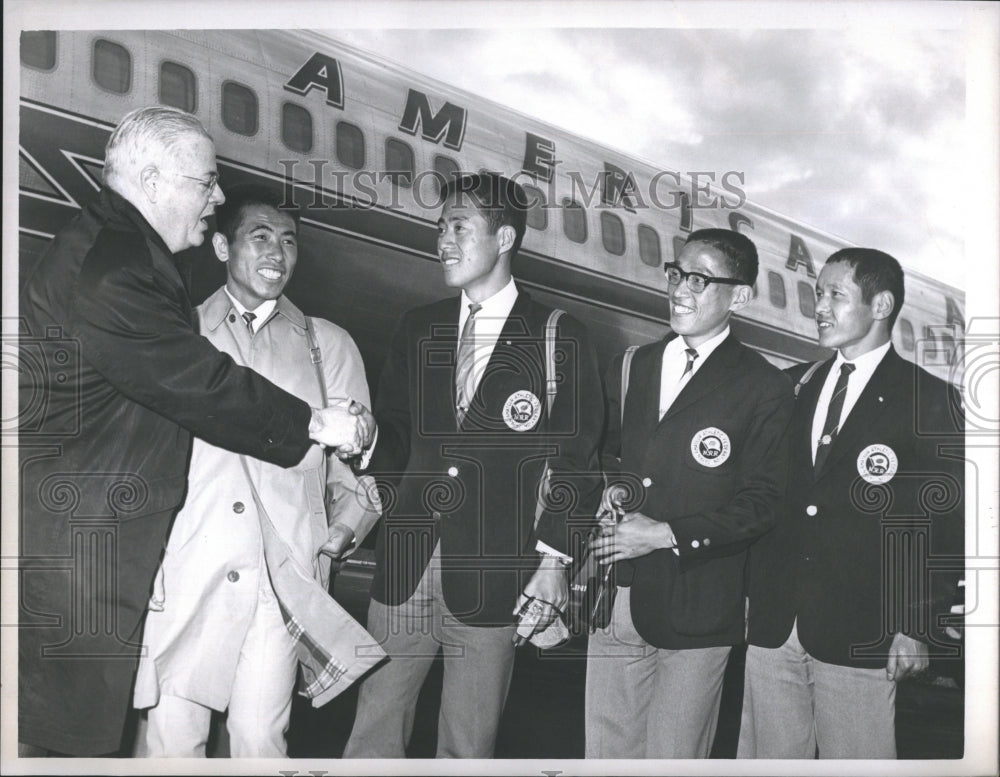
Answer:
[
  {"left": 224, "top": 288, "right": 276, "bottom": 334},
  {"left": 810, "top": 340, "right": 891, "bottom": 463},
  {"left": 658, "top": 325, "right": 731, "bottom": 419},
  {"left": 457, "top": 278, "right": 519, "bottom": 397}
]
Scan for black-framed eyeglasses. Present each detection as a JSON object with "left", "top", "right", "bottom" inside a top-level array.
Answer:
[
  {"left": 163, "top": 170, "right": 220, "bottom": 193},
  {"left": 663, "top": 262, "right": 745, "bottom": 293}
]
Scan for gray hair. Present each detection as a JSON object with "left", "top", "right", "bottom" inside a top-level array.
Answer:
[{"left": 103, "top": 106, "right": 212, "bottom": 189}]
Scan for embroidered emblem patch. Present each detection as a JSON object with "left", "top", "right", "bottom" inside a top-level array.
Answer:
[
  {"left": 857, "top": 444, "right": 898, "bottom": 484},
  {"left": 690, "top": 427, "right": 731, "bottom": 467},
  {"left": 503, "top": 390, "right": 542, "bottom": 431}
]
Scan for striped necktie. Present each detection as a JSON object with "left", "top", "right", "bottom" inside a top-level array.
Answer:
[
  {"left": 242, "top": 311, "right": 256, "bottom": 335},
  {"left": 814, "top": 362, "right": 855, "bottom": 476},
  {"left": 455, "top": 302, "right": 482, "bottom": 425}
]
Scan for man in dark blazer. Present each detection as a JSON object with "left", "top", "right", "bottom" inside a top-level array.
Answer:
[
  {"left": 586, "top": 229, "right": 794, "bottom": 758},
  {"left": 739, "top": 248, "right": 964, "bottom": 758},
  {"left": 17, "top": 106, "right": 371, "bottom": 756},
  {"left": 344, "top": 173, "right": 604, "bottom": 758}
]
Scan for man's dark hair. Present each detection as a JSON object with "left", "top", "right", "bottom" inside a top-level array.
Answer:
[
  {"left": 825, "top": 248, "right": 905, "bottom": 329},
  {"left": 684, "top": 228, "right": 759, "bottom": 286},
  {"left": 441, "top": 173, "right": 528, "bottom": 258},
  {"left": 214, "top": 184, "right": 301, "bottom": 244}
]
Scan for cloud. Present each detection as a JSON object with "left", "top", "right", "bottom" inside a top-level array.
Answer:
[{"left": 327, "top": 27, "right": 965, "bottom": 285}]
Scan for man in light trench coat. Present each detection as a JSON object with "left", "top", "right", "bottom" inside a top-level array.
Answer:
[{"left": 133, "top": 185, "right": 382, "bottom": 757}]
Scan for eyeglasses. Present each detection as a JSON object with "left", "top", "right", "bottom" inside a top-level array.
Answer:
[
  {"left": 162, "top": 170, "right": 220, "bottom": 194},
  {"left": 663, "top": 262, "right": 745, "bottom": 293}
]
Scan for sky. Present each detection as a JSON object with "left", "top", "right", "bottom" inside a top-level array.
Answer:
[{"left": 330, "top": 26, "right": 967, "bottom": 287}]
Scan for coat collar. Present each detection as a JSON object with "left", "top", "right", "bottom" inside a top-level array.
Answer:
[
  {"left": 815, "top": 346, "right": 908, "bottom": 477},
  {"left": 658, "top": 332, "right": 743, "bottom": 424},
  {"left": 198, "top": 286, "right": 307, "bottom": 333}
]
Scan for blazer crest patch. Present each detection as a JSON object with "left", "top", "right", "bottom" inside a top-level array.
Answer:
[
  {"left": 690, "top": 427, "right": 731, "bottom": 467},
  {"left": 503, "top": 390, "right": 542, "bottom": 431}
]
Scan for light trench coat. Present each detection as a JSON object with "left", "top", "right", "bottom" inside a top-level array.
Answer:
[{"left": 134, "top": 288, "right": 377, "bottom": 712}]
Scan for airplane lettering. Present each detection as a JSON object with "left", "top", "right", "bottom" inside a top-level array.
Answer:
[
  {"left": 728, "top": 211, "right": 754, "bottom": 234},
  {"left": 786, "top": 233, "right": 816, "bottom": 278},
  {"left": 601, "top": 162, "right": 641, "bottom": 212},
  {"left": 284, "top": 52, "right": 345, "bottom": 108},
  {"left": 522, "top": 132, "right": 556, "bottom": 183},
  {"left": 398, "top": 88, "right": 467, "bottom": 151}
]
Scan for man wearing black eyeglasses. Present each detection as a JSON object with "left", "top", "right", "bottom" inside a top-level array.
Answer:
[{"left": 585, "top": 228, "right": 793, "bottom": 758}]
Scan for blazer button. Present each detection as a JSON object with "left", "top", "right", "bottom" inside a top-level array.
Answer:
[
  {"left": 227, "top": 570, "right": 240, "bottom": 582},
  {"left": 691, "top": 539, "right": 700, "bottom": 549},
  {"left": 432, "top": 511, "right": 442, "bottom": 520},
  {"left": 703, "top": 538, "right": 711, "bottom": 546},
  {"left": 447, "top": 466, "right": 459, "bottom": 477},
  {"left": 806, "top": 505, "right": 818, "bottom": 516},
  {"left": 642, "top": 477, "right": 652, "bottom": 488},
  {"left": 233, "top": 502, "right": 245, "bottom": 514}
]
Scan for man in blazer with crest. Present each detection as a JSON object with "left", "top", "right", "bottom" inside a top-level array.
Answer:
[
  {"left": 344, "top": 173, "right": 604, "bottom": 758},
  {"left": 738, "top": 248, "right": 964, "bottom": 758},
  {"left": 586, "top": 229, "right": 794, "bottom": 758}
]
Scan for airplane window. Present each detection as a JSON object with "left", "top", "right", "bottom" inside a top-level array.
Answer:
[
  {"left": 21, "top": 31, "right": 57, "bottom": 71},
  {"left": 93, "top": 39, "right": 131, "bottom": 94},
  {"left": 433, "top": 155, "right": 460, "bottom": 199},
  {"left": 768, "top": 271, "right": 787, "bottom": 308},
  {"left": 601, "top": 212, "right": 626, "bottom": 256},
  {"left": 562, "top": 199, "right": 587, "bottom": 244},
  {"left": 160, "top": 61, "right": 196, "bottom": 113},
  {"left": 385, "top": 138, "right": 414, "bottom": 188},
  {"left": 523, "top": 186, "right": 547, "bottom": 230},
  {"left": 336, "top": 121, "right": 365, "bottom": 169},
  {"left": 282, "top": 102, "right": 313, "bottom": 152},
  {"left": 222, "top": 81, "right": 258, "bottom": 136},
  {"left": 638, "top": 224, "right": 661, "bottom": 267},
  {"left": 797, "top": 281, "right": 815, "bottom": 319},
  {"left": 900, "top": 318, "right": 915, "bottom": 352}
]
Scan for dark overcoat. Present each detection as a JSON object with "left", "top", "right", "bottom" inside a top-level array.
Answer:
[{"left": 18, "top": 188, "right": 312, "bottom": 754}]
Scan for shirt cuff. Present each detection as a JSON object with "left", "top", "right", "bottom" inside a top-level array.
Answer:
[
  {"left": 535, "top": 540, "right": 572, "bottom": 565},
  {"left": 357, "top": 425, "right": 378, "bottom": 470}
]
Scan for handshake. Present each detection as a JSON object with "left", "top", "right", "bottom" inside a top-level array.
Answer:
[{"left": 309, "top": 398, "right": 376, "bottom": 457}]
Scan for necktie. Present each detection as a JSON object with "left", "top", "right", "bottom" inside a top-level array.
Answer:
[
  {"left": 242, "top": 311, "right": 256, "bottom": 335},
  {"left": 659, "top": 347, "right": 699, "bottom": 420},
  {"left": 814, "top": 362, "right": 855, "bottom": 476},
  {"left": 455, "top": 302, "right": 482, "bottom": 425},
  {"left": 681, "top": 347, "right": 699, "bottom": 380}
]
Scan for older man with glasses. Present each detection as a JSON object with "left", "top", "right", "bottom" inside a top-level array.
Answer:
[
  {"left": 584, "top": 228, "right": 794, "bottom": 758},
  {"left": 17, "top": 106, "right": 373, "bottom": 757}
]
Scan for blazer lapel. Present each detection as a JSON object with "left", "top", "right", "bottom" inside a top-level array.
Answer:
[
  {"left": 818, "top": 348, "right": 902, "bottom": 476},
  {"left": 794, "top": 358, "right": 834, "bottom": 475},
  {"left": 659, "top": 335, "right": 741, "bottom": 424}
]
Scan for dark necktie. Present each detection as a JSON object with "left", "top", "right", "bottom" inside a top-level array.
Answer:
[
  {"left": 455, "top": 302, "right": 482, "bottom": 425},
  {"left": 814, "top": 362, "right": 856, "bottom": 476},
  {"left": 242, "top": 311, "right": 256, "bottom": 335}
]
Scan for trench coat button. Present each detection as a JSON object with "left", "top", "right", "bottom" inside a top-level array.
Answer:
[
  {"left": 227, "top": 570, "right": 240, "bottom": 582},
  {"left": 691, "top": 539, "right": 700, "bottom": 549},
  {"left": 806, "top": 505, "right": 818, "bottom": 516},
  {"left": 432, "top": 511, "right": 442, "bottom": 520},
  {"left": 642, "top": 477, "right": 652, "bottom": 488},
  {"left": 228, "top": 313, "right": 236, "bottom": 323},
  {"left": 233, "top": 501, "right": 245, "bottom": 514},
  {"left": 447, "top": 466, "right": 459, "bottom": 477}
]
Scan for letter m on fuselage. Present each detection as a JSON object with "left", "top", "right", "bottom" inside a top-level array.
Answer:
[{"left": 398, "top": 89, "right": 467, "bottom": 151}]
